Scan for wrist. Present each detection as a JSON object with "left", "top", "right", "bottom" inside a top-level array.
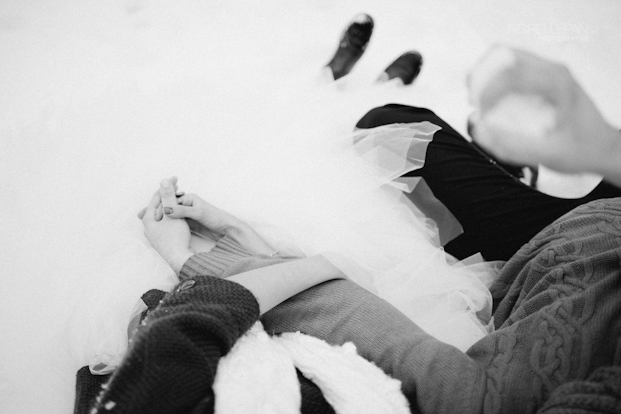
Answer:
[
  {"left": 225, "top": 224, "right": 275, "bottom": 257},
  {"left": 169, "top": 249, "right": 194, "bottom": 275}
]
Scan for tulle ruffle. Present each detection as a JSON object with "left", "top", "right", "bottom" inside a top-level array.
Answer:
[
  {"left": 67, "top": 121, "right": 498, "bottom": 375},
  {"left": 325, "top": 123, "right": 498, "bottom": 351}
]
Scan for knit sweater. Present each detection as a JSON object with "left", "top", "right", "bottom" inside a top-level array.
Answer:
[
  {"left": 260, "top": 198, "right": 621, "bottom": 413},
  {"left": 75, "top": 240, "right": 338, "bottom": 414},
  {"left": 84, "top": 275, "right": 259, "bottom": 414}
]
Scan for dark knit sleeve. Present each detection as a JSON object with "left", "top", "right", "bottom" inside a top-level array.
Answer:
[
  {"left": 89, "top": 276, "right": 260, "bottom": 414},
  {"left": 75, "top": 238, "right": 295, "bottom": 414}
]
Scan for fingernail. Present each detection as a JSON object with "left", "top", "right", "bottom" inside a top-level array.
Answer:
[
  {"left": 176, "top": 191, "right": 185, "bottom": 197},
  {"left": 164, "top": 207, "right": 173, "bottom": 214},
  {"left": 161, "top": 179, "right": 170, "bottom": 188}
]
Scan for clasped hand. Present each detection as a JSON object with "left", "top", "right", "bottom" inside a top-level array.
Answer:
[{"left": 138, "top": 177, "right": 275, "bottom": 275}]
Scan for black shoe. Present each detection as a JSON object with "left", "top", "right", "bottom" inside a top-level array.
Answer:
[
  {"left": 379, "top": 51, "right": 423, "bottom": 85},
  {"left": 326, "top": 14, "right": 374, "bottom": 80}
]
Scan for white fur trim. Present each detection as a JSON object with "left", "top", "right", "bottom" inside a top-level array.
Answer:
[
  {"left": 214, "top": 322, "right": 409, "bottom": 414},
  {"left": 214, "top": 322, "right": 301, "bottom": 414}
]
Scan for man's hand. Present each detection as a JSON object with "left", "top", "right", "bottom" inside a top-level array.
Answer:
[
  {"left": 468, "top": 46, "right": 619, "bottom": 177},
  {"left": 166, "top": 192, "right": 277, "bottom": 257}
]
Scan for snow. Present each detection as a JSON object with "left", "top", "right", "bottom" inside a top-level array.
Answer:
[{"left": 1, "top": 1, "right": 620, "bottom": 413}]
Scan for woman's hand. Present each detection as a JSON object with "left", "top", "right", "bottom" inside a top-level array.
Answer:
[
  {"left": 165, "top": 192, "right": 277, "bottom": 257},
  {"left": 468, "top": 46, "right": 620, "bottom": 178},
  {"left": 139, "top": 179, "right": 194, "bottom": 275}
]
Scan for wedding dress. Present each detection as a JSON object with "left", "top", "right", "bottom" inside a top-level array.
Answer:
[{"left": 65, "top": 86, "right": 499, "bottom": 374}]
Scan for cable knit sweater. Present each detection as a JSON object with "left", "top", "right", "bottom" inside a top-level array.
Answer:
[
  {"left": 76, "top": 198, "right": 621, "bottom": 414},
  {"left": 260, "top": 198, "right": 621, "bottom": 413}
]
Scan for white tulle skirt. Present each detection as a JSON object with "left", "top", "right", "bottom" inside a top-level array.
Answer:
[{"left": 66, "top": 117, "right": 499, "bottom": 376}]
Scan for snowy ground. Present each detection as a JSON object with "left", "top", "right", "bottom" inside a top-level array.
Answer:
[{"left": 1, "top": 1, "right": 620, "bottom": 413}]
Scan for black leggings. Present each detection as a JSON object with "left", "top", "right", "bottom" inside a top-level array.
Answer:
[{"left": 356, "top": 104, "right": 621, "bottom": 261}]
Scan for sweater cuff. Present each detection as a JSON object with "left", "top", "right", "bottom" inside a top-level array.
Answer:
[{"left": 179, "top": 236, "right": 254, "bottom": 279}]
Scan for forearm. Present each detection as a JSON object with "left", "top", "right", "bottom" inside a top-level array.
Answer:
[
  {"left": 179, "top": 236, "right": 346, "bottom": 315},
  {"left": 228, "top": 255, "right": 345, "bottom": 314},
  {"left": 261, "top": 279, "right": 488, "bottom": 414}
]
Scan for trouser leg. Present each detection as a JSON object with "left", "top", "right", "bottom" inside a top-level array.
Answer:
[{"left": 356, "top": 104, "right": 621, "bottom": 261}]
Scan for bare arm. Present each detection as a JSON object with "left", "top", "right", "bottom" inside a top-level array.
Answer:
[{"left": 227, "top": 254, "right": 346, "bottom": 314}]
